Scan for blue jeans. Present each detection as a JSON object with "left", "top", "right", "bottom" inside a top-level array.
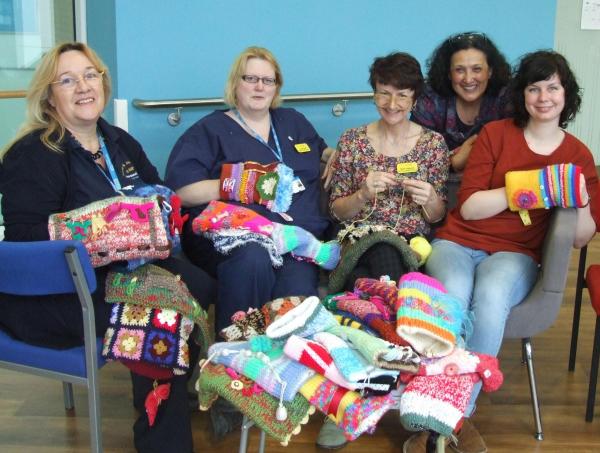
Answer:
[{"left": 425, "top": 239, "right": 539, "bottom": 416}]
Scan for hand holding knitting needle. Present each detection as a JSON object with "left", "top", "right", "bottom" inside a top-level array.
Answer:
[
  {"left": 401, "top": 178, "right": 443, "bottom": 221},
  {"left": 360, "top": 170, "right": 398, "bottom": 199}
]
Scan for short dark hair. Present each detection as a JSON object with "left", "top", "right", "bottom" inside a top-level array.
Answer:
[
  {"left": 369, "top": 52, "right": 424, "bottom": 100},
  {"left": 511, "top": 50, "right": 581, "bottom": 129},
  {"left": 426, "top": 31, "right": 511, "bottom": 97}
]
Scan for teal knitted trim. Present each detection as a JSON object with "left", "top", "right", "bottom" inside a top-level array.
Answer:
[{"left": 328, "top": 230, "right": 419, "bottom": 293}]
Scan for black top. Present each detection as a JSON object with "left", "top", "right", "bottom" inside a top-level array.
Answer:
[{"left": 0, "top": 117, "right": 161, "bottom": 241}]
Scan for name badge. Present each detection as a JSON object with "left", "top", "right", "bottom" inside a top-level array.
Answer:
[
  {"left": 292, "top": 177, "right": 305, "bottom": 194},
  {"left": 294, "top": 143, "right": 311, "bottom": 153},
  {"left": 397, "top": 162, "right": 418, "bottom": 174}
]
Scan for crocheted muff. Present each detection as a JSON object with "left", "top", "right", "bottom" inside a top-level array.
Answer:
[
  {"left": 105, "top": 264, "right": 212, "bottom": 352},
  {"left": 102, "top": 301, "right": 193, "bottom": 375},
  {"left": 48, "top": 195, "right": 170, "bottom": 267}
]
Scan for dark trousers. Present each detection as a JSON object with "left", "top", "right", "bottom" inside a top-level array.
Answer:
[
  {"left": 343, "top": 242, "right": 408, "bottom": 292},
  {"left": 183, "top": 228, "right": 319, "bottom": 331},
  {"left": 0, "top": 256, "right": 215, "bottom": 453}
]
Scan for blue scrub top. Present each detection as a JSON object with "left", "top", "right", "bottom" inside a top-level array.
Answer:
[{"left": 166, "top": 108, "right": 330, "bottom": 237}]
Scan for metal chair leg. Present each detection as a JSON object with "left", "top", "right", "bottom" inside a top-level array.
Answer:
[
  {"left": 586, "top": 316, "right": 600, "bottom": 422},
  {"left": 569, "top": 246, "right": 588, "bottom": 371},
  {"left": 258, "top": 428, "right": 266, "bottom": 453},
  {"left": 523, "top": 338, "right": 543, "bottom": 440},
  {"left": 239, "top": 415, "right": 251, "bottom": 453},
  {"left": 63, "top": 382, "right": 74, "bottom": 410}
]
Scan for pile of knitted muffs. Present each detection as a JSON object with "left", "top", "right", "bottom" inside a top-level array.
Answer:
[
  {"left": 192, "top": 200, "right": 340, "bottom": 270},
  {"left": 324, "top": 272, "right": 504, "bottom": 438},
  {"left": 197, "top": 295, "right": 418, "bottom": 444},
  {"left": 102, "top": 264, "right": 211, "bottom": 427},
  {"left": 394, "top": 272, "right": 504, "bottom": 437}
]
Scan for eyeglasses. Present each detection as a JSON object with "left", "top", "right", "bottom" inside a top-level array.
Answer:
[
  {"left": 51, "top": 70, "right": 104, "bottom": 90},
  {"left": 374, "top": 91, "right": 413, "bottom": 107},
  {"left": 241, "top": 75, "right": 277, "bottom": 86},
  {"left": 448, "top": 31, "right": 489, "bottom": 44}
]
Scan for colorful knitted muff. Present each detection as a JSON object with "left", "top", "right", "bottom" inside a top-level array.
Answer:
[
  {"left": 48, "top": 195, "right": 170, "bottom": 267},
  {"left": 193, "top": 201, "right": 341, "bottom": 270},
  {"left": 102, "top": 301, "right": 194, "bottom": 375},
  {"left": 328, "top": 224, "right": 420, "bottom": 294},
  {"left": 105, "top": 264, "right": 211, "bottom": 352},
  {"left": 399, "top": 373, "right": 475, "bottom": 437},
  {"left": 219, "top": 161, "right": 295, "bottom": 212},
  {"left": 219, "top": 296, "right": 306, "bottom": 342},
  {"left": 396, "top": 272, "right": 466, "bottom": 358},
  {"left": 299, "top": 374, "right": 396, "bottom": 441},
  {"left": 208, "top": 337, "right": 316, "bottom": 402},
  {"left": 196, "top": 361, "right": 314, "bottom": 446},
  {"left": 505, "top": 163, "right": 585, "bottom": 211},
  {"left": 265, "top": 296, "right": 339, "bottom": 342}
]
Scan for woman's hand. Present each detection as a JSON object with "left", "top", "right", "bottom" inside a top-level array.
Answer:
[
  {"left": 402, "top": 178, "right": 445, "bottom": 222},
  {"left": 361, "top": 170, "right": 398, "bottom": 200},
  {"left": 451, "top": 134, "right": 478, "bottom": 172},
  {"left": 321, "top": 147, "right": 337, "bottom": 190}
]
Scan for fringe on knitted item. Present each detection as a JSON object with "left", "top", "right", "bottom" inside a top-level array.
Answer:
[{"left": 197, "top": 361, "right": 314, "bottom": 445}]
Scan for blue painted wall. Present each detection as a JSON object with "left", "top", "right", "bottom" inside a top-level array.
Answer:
[{"left": 87, "top": 0, "right": 557, "bottom": 176}]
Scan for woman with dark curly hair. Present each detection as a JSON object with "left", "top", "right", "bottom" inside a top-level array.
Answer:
[
  {"left": 412, "top": 32, "right": 511, "bottom": 171},
  {"left": 404, "top": 50, "right": 599, "bottom": 453}
]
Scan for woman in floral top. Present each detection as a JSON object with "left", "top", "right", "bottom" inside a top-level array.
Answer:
[
  {"left": 412, "top": 31, "right": 511, "bottom": 172},
  {"left": 328, "top": 52, "right": 449, "bottom": 292}
]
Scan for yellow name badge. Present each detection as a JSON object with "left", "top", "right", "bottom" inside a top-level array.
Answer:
[
  {"left": 397, "top": 162, "right": 418, "bottom": 174},
  {"left": 294, "top": 143, "right": 311, "bottom": 153}
]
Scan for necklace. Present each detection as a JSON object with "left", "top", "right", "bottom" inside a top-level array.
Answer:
[{"left": 90, "top": 148, "right": 103, "bottom": 161}]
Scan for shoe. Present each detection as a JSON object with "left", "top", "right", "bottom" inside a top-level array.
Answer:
[
  {"left": 449, "top": 420, "right": 487, "bottom": 453},
  {"left": 316, "top": 418, "right": 348, "bottom": 450},
  {"left": 403, "top": 431, "right": 452, "bottom": 453},
  {"left": 208, "top": 397, "right": 243, "bottom": 441}
]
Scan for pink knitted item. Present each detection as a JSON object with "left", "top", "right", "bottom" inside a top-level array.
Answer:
[
  {"left": 400, "top": 374, "right": 476, "bottom": 437},
  {"left": 416, "top": 348, "right": 503, "bottom": 392},
  {"left": 299, "top": 374, "right": 396, "bottom": 441},
  {"left": 192, "top": 200, "right": 274, "bottom": 236},
  {"left": 354, "top": 278, "right": 400, "bottom": 309}
]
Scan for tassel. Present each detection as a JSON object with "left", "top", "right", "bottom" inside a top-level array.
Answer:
[{"left": 145, "top": 381, "right": 171, "bottom": 427}]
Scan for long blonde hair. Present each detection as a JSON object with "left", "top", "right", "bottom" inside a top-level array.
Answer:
[
  {"left": 0, "top": 42, "right": 111, "bottom": 160},
  {"left": 223, "top": 46, "right": 283, "bottom": 109}
]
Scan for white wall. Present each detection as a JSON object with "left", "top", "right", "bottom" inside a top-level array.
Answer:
[{"left": 556, "top": 0, "right": 600, "bottom": 163}]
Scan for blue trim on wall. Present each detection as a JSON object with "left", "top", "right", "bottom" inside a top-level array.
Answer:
[{"left": 87, "top": 0, "right": 557, "bottom": 176}]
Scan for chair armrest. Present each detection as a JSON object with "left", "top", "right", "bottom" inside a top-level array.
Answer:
[{"left": 538, "top": 208, "right": 577, "bottom": 293}]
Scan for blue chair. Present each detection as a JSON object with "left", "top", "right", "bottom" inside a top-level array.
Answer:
[{"left": 0, "top": 240, "right": 105, "bottom": 453}]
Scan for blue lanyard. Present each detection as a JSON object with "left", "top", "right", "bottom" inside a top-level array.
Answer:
[
  {"left": 234, "top": 110, "right": 283, "bottom": 162},
  {"left": 97, "top": 133, "right": 122, "bottom": 192}
]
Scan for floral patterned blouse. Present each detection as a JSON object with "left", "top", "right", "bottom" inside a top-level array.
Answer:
[{"left": 329, "top": 124, "right": 449, "bottom": 237}]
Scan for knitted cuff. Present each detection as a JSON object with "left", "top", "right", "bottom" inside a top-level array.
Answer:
[
  {"left": 505, "top": 163, "right": 584, "bottom": 211},
  {"left": 265, "top": 296, "right": 338, "bottom": 342},
  {"left": 400, "top": 374, "right": 474, "bottom": 437},
  {"left": 299, "top": 374, "right": 396, "bottom": 441},
  {"left": 417, "top": 348, "right": 503, "bottom": 392},
  {"left": 271, "top": 223, "right": 341, "bottom": 270},
  {"left": 328, "top": 324, "right": 420, "bottom": 373},
  {"left": 196, "top": 361, "right": 314, "bottom": 446},
  {"left": 397, "top": 272, "right": 465, "bottom": 358}
]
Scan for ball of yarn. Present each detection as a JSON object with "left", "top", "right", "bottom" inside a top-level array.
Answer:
[{"left": 409, "top": 236, "right": 432, "bottom": 266}]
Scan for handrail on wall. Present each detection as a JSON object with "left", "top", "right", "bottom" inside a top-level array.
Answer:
[
  {"left": 0, "top": 90, "right": 27, "bottom": 99},
  {"left": 132, "top": 91, "right": 373, "bottom": 126}
]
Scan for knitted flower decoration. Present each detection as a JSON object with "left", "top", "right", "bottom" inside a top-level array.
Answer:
[{"left": 512, "top": 189, "right": 538, "bottom": 209}]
